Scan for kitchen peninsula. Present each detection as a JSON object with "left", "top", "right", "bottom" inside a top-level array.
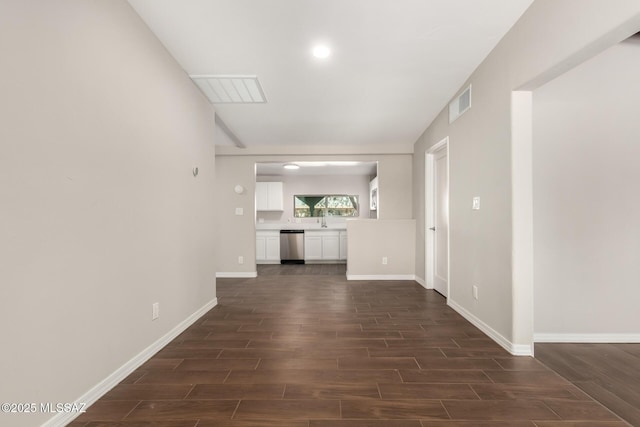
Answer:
[{"left": 256, "top": 222, "right": 348, "bottom": 264}]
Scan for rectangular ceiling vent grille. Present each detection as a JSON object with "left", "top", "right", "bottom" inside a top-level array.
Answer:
[
  {"left": 449, "top": 84, "right": 471, "bottom": 123},
  {"left": 190, "top": 75, "right": 267, "bottom": 104}
]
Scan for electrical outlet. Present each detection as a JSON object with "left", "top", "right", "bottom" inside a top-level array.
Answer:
[
  {"left": 382, "top": 257, "right": 388, "bottom": 265},
  {"left": 235, "top": 207, "right": 244, "bottom": 215},
  {"left": 238, "top": 255, "right": 244, "bottom": 265},
  {"left": 472, "top": 285, "right": 479, "bottom": 300},
  {"left": 152, "top": 302, "right": 160, "bottom": 320}
]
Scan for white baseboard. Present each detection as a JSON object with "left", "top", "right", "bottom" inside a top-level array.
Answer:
[
  {"left": 216, "top": 271, "right": 257, "bottom": 278},
  {"left": 414, "top": 276, "right": 427, "bottom": 288},
  {"left": 42, "top": 298, "right": 218, "bottom": 427},
  {"left": 448, "top": 299, "right": 532, "bottom": 356},
  {"left": 535, "top": 333, "right": 640, "bottom": 343},
  {"left": 347, "top": 274, "right": 416, "bottom": 281}
]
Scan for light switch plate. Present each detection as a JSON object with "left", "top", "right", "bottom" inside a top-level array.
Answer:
[
  {"left": 472, "top": 197, "right": 480, "bottom": 210},
  {"left": 235, "top": 207, "right": 244, "bottom": 215},
  {"left": 152, "top": 302, "right": 160, "bottom": 320}
]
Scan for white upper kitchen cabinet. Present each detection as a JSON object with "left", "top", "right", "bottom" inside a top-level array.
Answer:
[{"left": 255, "top": 182, "right": 283, "bottom": 211}]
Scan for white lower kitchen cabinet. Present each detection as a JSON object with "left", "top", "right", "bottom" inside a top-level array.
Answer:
[
  {"left": 339, "top": 231, "right": 347, "bottom": 261},
  {"left": 256, "top": 231, "right": 280, "bottom": 263},
  {"left": 304, "top": 234, "right": 323, "bottom": 260},
  {"left": 305, "top": 230, "right": 342, "bottom": 261},
  {"left": 322, "top": 234, "right": 340, "bottom": 259}
]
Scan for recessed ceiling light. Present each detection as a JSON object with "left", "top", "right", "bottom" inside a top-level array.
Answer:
[
  {"left": 283, "top": 163, "right": 300, "bottom": 170},
  {"left": 312, "top": 45, "right": 331, "bottom": 59}
]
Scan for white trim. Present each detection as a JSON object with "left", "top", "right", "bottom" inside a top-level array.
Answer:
[
  {"left": 42, "top": 298, "right": 218, "bottom": 427},
  {"left": 347, "top": 274, "right": 416, "bottom": 281},
  {"left": 510, "top": 91, "right": 535, "bottom": 352},
  {"left": 448, "top": 299, "right": 532, "bottom": 356},
  {"left": 216, "top": 271, "right": 257, "bottom": 278},
  {"left": 414, "top": 276, "right": 427, "bottom": 288},
  {"left": 535, "top": 333, "right": 640, "bottom": 343},
  {"left": 256, "top": 260, "right": 280, "bottom": 265},
  {"left": 425, "top": 137, "right": 449, "bottom": 295}
]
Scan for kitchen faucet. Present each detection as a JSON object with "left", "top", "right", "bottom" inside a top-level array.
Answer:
[{"left": 321, "top": 209, "right": 327, "bottom": 228}]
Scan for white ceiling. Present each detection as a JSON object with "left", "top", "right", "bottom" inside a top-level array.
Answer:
[{"left": 128, "top": 0, "right": 533, "bottom": 148}]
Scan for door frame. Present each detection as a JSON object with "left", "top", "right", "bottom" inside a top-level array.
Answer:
[{"left": 425, "top": 137, "right": 450, "bottom": 297}]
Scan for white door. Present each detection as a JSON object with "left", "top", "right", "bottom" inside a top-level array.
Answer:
[
  {"left": 433, "top": 146, "right": 449, "bottom": 296},
  {"left": 426, "top": 138, "right": 449, "bottom": 297}
]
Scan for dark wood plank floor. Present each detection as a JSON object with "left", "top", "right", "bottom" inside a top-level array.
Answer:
[
  {"left": 536, "top": 343, "right": 640, "bottom": 427},
  {"left": 258, "top": 263, "right": 347, "bottom": 276},
  {"left": 70, "top": 272, "right": 628, "bottom": 426}
]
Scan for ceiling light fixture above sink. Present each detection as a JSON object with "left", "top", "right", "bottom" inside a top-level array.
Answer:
[{"left": 283, "top": 163, "right": 300, "bottom": 170}]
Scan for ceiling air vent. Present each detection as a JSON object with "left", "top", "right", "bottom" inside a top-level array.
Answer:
[
  {"left": 190, "top": 75, "right": 267, "bottom": 104},
  {"left": 449, "top": 84, "right": 471, "bottom": 123}
]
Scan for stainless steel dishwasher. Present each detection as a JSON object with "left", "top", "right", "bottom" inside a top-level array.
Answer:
[{"left": 280, "top": 230, "right": 305, "bottom": 264}]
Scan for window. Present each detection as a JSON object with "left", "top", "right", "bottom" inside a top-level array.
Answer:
[{"left": 294, "top": 195, "right": 359, "bottom": 218}]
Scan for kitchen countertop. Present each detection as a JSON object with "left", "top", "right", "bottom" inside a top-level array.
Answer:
[{"left": 256, "top": 223, "right": 347, "bottom": 231}]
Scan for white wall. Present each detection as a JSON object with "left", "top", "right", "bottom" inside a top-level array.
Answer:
[
  {"left": 257, "top": 174, "right": 372, "bottom": 223},
  {"left": 215, "top": 155, "right": 257, "bottom": 275},
  {"left": 413, "top": 0, "right": 640, "bottom": 352},
  {"left": 533, "top": 38, "right": 640, "bottom": 339},
  {"left": 216, "top": 152, "right": 412, "bottom": 274},
  {"left": 0, "top": 1, "right": 217, "bottom": 426},
  {"left": 347, "top": 220, "right": 416, "bottom": 279}
]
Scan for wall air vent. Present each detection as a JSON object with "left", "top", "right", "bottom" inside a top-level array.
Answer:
[
  {"left": 449, "top": 84, "right": 472, "bottom": 123},
  {"left": 190, "top": 75, "right": 267, "bottom": 104}
]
